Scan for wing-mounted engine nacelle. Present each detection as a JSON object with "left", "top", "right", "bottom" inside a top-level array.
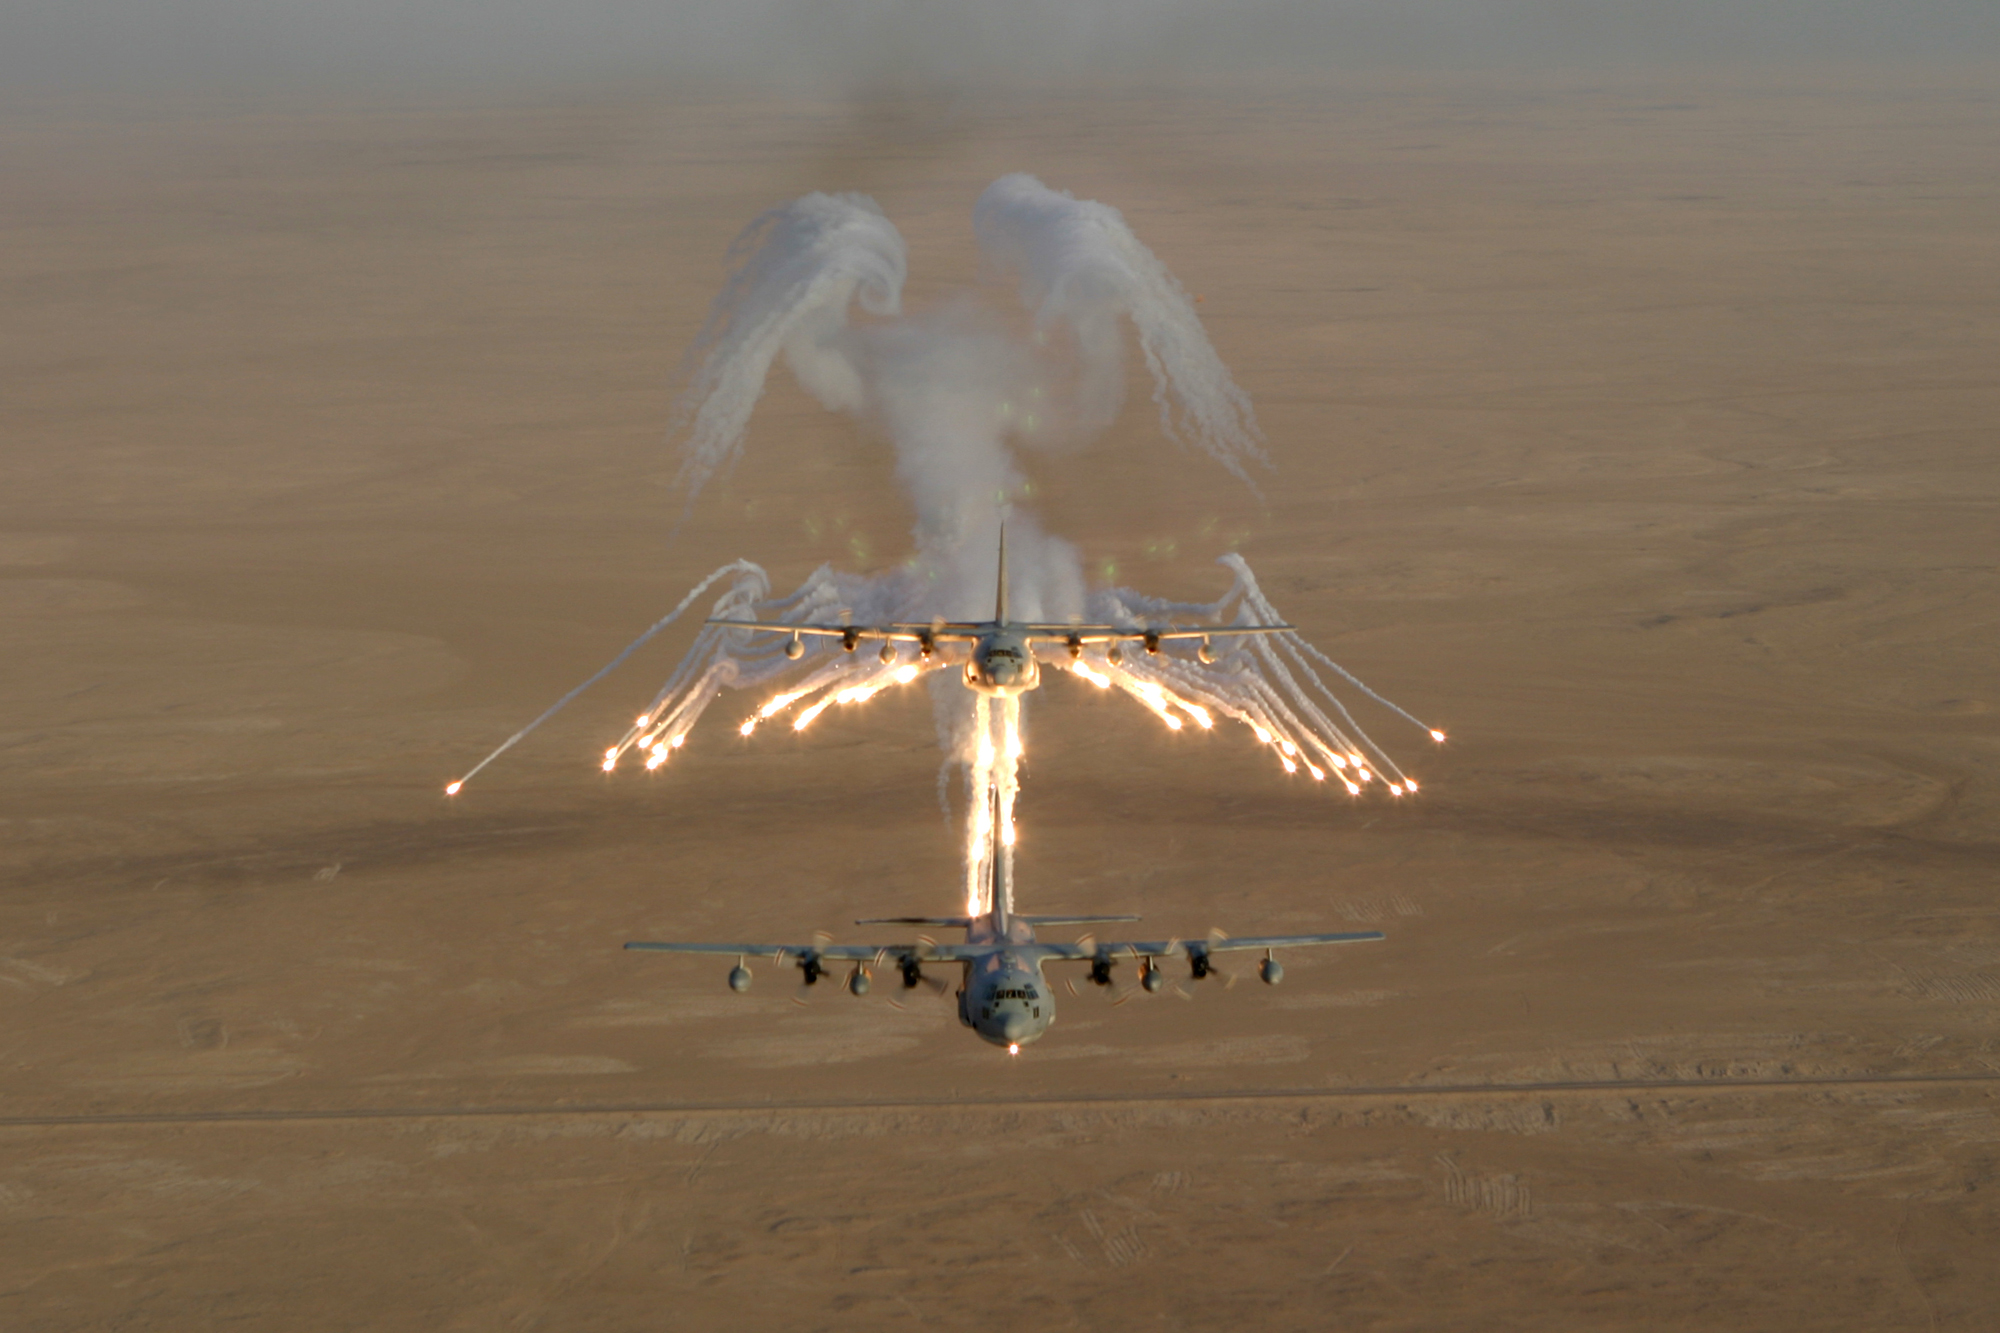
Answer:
[
  {"left": 1140, "top": 958, "right": 1167, "bottom": 992},
  {"left": 1087, "top": 954, "right": 1116, "bottom": 987},
  {"left": 1259, "top": 955, "right": 1284, "bottom": 986},
  {"left": 727, "top": 964, "right": 752, "bottom": 992},
  {"left": 847, "top": 965, "right": 870, "bottom": 996}
]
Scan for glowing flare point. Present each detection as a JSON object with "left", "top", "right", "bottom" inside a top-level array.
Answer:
[
  {"left": 603, "top": 747, "right": 620, "bottom": 763},
  {"left": 444, "top": 781, "right": 463, "bottom": 796},
  {"left": 1328, "top": 754, "right": 1348, "bottom": 769},
  {"left": 601, "top": 757, "right": 617, "bottom": 773},
  {"left": 1405, "top": 778, "right": 1420, "bottom": 792},
  {"left": 1342, "top": 780, "right": 1361, "bottom": 795},
  {"left": 670, "top": 734, "right": 686, "bottom": 749},
  {"left": 759, "top": 690, "right": 808, "bottom": 719},
  {"left": 1430, "top": 729, "right": 1448, "bottom": 743},
  {"left": 794, "top": 697, "right": 836, "bottom": 730},
  {"left": 1306, "top": 763, "right": 1325, "bottom": 781},
  {"left": 893, "top": 664, "right": 920, "bottom": 684},
  {"left": 1356, "top": 768, "right": 1372, "bottom": 783},
  {"left": 1252, "top": 725, "right": 1272, "bottom": 744},
  {"left": 1280, "top": 740, "right": 1297, "bottom": 757},
  {"left": 738, "top": 718, "right": 757, "bottom": 737},
  {"left": 1280, "top": 756, "right": 1298, "bottom": 774}
]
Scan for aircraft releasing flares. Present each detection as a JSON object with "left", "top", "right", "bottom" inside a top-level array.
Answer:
[{"left": 443, "top": 175, "right": 1447, "bottom": 903}]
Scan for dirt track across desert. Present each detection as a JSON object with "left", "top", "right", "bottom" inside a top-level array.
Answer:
[{"left": 3, "top": 73, "right": 1998, "bottom": 1329}]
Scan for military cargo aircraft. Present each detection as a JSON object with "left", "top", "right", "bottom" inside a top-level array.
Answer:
[
  {"left": 705, "top": 525, "right": 1293, "bottom": 699},
  {"left": 625, "top": 793, "right": 1385, "bottom": 1052}
]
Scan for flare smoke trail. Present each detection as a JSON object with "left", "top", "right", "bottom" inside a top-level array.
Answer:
[{"left": 450, "top": 174, "right": 1443, "bottom": 914}]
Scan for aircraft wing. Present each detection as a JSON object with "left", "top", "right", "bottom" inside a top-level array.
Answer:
[
  {"left": 706, "top": 618, "right": 1293, "bottom": 645},
  {"left": 624, "top": 940, "right": 997, "bottom": 962},
  {"left": 705, "top": 619, "right": 988, "bottom": 643},
  {"left": 1013, "top": 623, "right": 1293, "bottom": 643},
  {"left": 1026, "top": 930, "right": 1384, "bottom": 960}
]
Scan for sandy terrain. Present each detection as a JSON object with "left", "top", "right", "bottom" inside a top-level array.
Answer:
[{"left": 2, "top": 75, "right": 1997, "bottom": 1329}]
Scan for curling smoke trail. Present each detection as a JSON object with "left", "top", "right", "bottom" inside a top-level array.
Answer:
[{"left": 447, "top": 175, "right": 1442, "bottom": 912}]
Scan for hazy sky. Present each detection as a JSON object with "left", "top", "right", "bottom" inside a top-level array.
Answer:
[{"left": 6, "top": 0, "right": 1997, "bottom": 96}]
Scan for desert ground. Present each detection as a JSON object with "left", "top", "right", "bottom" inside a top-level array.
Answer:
[{"left": 2, "top": 73, "right": 1997, "bottom": 1329}]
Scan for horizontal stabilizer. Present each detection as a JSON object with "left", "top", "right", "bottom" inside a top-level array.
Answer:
[
  {"left": 853, "top": 916, "right": 973, "bottom": 927},
  {"left": 1017, "top": 914, "right": 1142, "bottom": 926}
]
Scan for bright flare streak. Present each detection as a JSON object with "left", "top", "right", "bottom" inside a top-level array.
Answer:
[
  {"left": 1328, "top": 754, "right": 1348, "bottom": 769},
  {"left": 1430, "top": 729, "right": 1448, "bottom": 743},
  {"left": 601, "top": 756, "right": 617, "bottom": 772},
  {"left": 1388, "top": 782, "right": 1403, "bottom": 795},
  {"left": 635, "top": 715, "right": 651, "bottom": 727},
  {"left": 793, "top": 697, "right": 836, "bottom": 730},
  {"left": 645, "top": 750, "right": 667, "bottom": 770},
  {"left": 603, "top": 747, "right": 620, "bottom": 763},
  {"left": 759, "top": 691, "right": 808, "bottom": 719},
  {"left": 1181, "top": 703, "right": 1213, "bottom": 729},
  {"left": 1070, "top": 662, "right": 1112, "bottom": 688},
  {"left": 894, "top": 664, "right": 920, "bottom": 684},
  {"left": 1356, "top": 768, "right": 1372, "bottom": 783},
  {"left": 1405, "top": 778, "right": 1420, "bottom": 792},
  {"left": 444, "top": 781, "right": 463, "bottom": 796},
  {"left": 1306, "top": 763, "right": 1325, "bottom": 781},
  {"left": 1163, "top": 714, "right": 1184, "bottom": 731},
  {"left": 738, "top": 718, "right": 757, "bottom": 737},
  {"left": 1252, "top": 725, "right": 1272, "bottom": 744},
  {"left": 1280, "top": 741, "right": 1297, "bottom": 757},
  {"left": 1002, "top": 820, "right": 1016, "bottom": 847},
  {"left": 1008, "top": 1043, "right": 1020, "bottom": 1056},
  {"left": 670, "top": 734, "right": 685, "bottom": 749},
  {"left": 1343, "top": 780, "right": 1361, "bottom": 795},
  {"left": 1281, "top": 756, "right": 1298, "bottom": 774}
]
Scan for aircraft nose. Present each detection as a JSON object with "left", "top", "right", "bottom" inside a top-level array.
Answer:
[{"left": 999, "top": 1012, "right": 1032, "bottom": 1042}]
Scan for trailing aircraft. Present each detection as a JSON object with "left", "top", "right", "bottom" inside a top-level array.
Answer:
[{"left": 625, "top": 792, "right": 1384, "bottom": 1052}]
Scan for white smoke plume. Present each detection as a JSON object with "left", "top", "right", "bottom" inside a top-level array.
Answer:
[{"left": 451, "top": 175, "right": 1441, "bottom": 910}]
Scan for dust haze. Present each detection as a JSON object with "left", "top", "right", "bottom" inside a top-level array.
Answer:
[{"left": 6, "top": 0, "right": 2000, "bottom": 97}]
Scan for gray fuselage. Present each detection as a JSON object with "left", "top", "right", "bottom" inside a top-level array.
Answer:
[
  {"left": 963, "top": 629, "right": 1041, "bottom": 699},
  {"left": 955, "top": 911, "right": 1055, "bottom": 1046}
]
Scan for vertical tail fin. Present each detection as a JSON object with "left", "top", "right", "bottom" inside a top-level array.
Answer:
[
  {"left": 994, "top": 521, "right": 1008, "bottom": 624},
  {"left": 989, "top": 780, "right": 1012, "bottom": 927}
]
